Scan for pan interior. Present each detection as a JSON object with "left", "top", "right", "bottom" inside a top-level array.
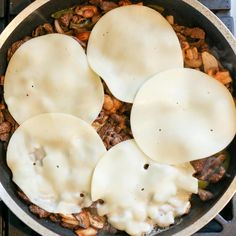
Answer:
[{"left": 0, "top": 0, "right": 235, "bottom": 235}]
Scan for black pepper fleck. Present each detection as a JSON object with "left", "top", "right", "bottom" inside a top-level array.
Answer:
[
  {"left": 98, "top": 199, "right": 104, "bottom": 204},
  {"left": 143, "top": 164, "right": 149, "bottom": 170}
]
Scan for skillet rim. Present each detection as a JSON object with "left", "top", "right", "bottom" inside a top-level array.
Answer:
[{"left": 0, "top": 0, "right": 235, "bottom": 235}]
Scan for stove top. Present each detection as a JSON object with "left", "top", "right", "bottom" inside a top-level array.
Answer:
[{"left": 0, "top": 0, "right": 235, "bottom": 236}]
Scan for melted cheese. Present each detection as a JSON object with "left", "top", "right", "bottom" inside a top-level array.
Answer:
[
  {"left": 131, "top": 68, "right": 236, "bottom": 164},
  {"left": 92, "top": 140, "right": 198, "bottom": 235},
  {"left": 4, "top": 34, "right": 104, "bottom": 124},
  {"left": 7, "top": 113, "right": 106, "bottom": 214},
  {"left": 87, "top": 5, "right": 183, "bottom": 103}
]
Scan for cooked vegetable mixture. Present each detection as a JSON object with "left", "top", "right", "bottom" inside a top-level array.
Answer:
[{"left": 0, "top": 0, "right": 234, "bottom": 235}]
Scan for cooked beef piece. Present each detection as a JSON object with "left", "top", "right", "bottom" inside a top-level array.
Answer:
[
  {"left": 92, "top": 92, "right": 132, "bottom": 150},
  {"left": 191, "top": 152, "right": 227, "bottom": 183},
  {"left": 100, "top": 1, "right": 118, "bottom": 12},
  {"left": 29, "top": 204, "right": 50, "bottom": 218},
  {"left": 97, "top": 114, "right": 132, "bottom": 149},
  {"left": 7, "top": 37, "right": 31, "bottom": 61},
  {"left": 103, "top": 223, "right": 118, "bottom": 234},
  {"left": 49, "top": 214, "right": 61, "bottom": 223},
  {"left": 0, "top": 120, "right": 12, "bottom": 142},
  {"left": 198, "top": 189, "right": 214, "bottom": 201},
  {"left": 0, "top": 121, "right": 11, "bottom": 134},
  {"left": 183, "top": 27, "right": 205, "bottom": 39},
  {"left": 32, "top": 23, "right": 54, "bottom": 37},
  {"left": 17, "top": 190, "right": 31, "bottom": 204},
  {"left": 59, "top": 13, "right": 73, "bottom": 27}
]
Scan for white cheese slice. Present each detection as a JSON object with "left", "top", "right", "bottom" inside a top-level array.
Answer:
[
  {"left": 4, "top": 33, "right": 104, "bottom": 124},
  {"left": 91, "top": 140, "right": 198, "bottom": 235},
  {"left": 87, "top": 5, "right": 183, "bottom": 103},
  {"left": 7, "top": 113, "right": 106, "bottom": 214},
  {"left": 131, "top": 68, "right": 236, "bottom": 165}
]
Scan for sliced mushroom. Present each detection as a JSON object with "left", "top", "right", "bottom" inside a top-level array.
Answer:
[
  {"left": 61, "top": 218, "right": 80, "bottom": 227},
  {"left": 214, "top": 71, "right": 232, "bottom": 85},
  {"left": 60, "top": 214, "right": 80, "bottom": 229},
  {"left": 75, "top": 227, "right": 98, "bottom": 236},
  {"left": 166, "top": 15, "right": 174, "bottom": 25},
  {"left": 59, "top": 214, "right": 77, "bottom": 220},
  {"left": 75, "top": 6, "right": 98, "bottom": 18},
  {"left": 61, "top": 222, "right": 79, "bottom": 230},
  {"left": 54, "top": 19, "right": 65, "bottom": 34},
  {"left": 184, "top": 47, "right": 202, "bottom": 68},
  {"left": 202, "top": 51, "right": 219, "bottom": 73},
  {"left": 74, "top": 211, "right": 90, "bottom": 229},
  {"left": 87, "top": 212, "right": 105, "bottom": 229}
]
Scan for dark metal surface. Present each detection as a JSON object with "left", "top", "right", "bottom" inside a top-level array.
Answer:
[
  {"left": 217, "top": 16, "right": 234, "bottom": 34},
  {"left": 0, "top": 202, "right": 40, "bottom": 236},
  {"left": 9, "top": 0, "right": 33, "bottom": 16},
  {"left": 7, "top": 210, "right": 39, "bottom": 236},
  {"left": 0, "top": 20, "right": 4, "bottom": 33},
  {"left": 198, "top": 0, "right": 231, "bottom": 10},
  {"left": 0, "top": 0, "right": 5, "bottom": 18},
  {"left": 0, "top": 0, "right": 235, "bottom": 236},
  {"left": 0, "top": 203, "right": 3, "bottom": 236},
  {"left": 195, "top": 197, "right": 236, "bottom": 236},
  {"left": 0, "top": 196, "right": 235, "bottom": 235}
]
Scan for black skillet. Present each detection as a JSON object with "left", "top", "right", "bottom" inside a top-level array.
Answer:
[{"left": 0, "top": 0, "right": 235, "bottom": 235}]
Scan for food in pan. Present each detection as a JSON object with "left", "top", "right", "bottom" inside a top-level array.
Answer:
[
  {"left": 92, "top": 140, "right": 198, "bottom": 235},
  {"left": 87, "top": 5, "right": 183, "bottom": 102},
  {"left": 4, "top": 34, "right": 104, "bottom": 124},
  {"left": 7, "top": 113, "right": 106, "bottom": 214},
  {"left": 131, "top": 68, "right": 236, "bottom": 165},
  {"left": 0, "top": 1, "right": 235, "bottom": 236}
]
